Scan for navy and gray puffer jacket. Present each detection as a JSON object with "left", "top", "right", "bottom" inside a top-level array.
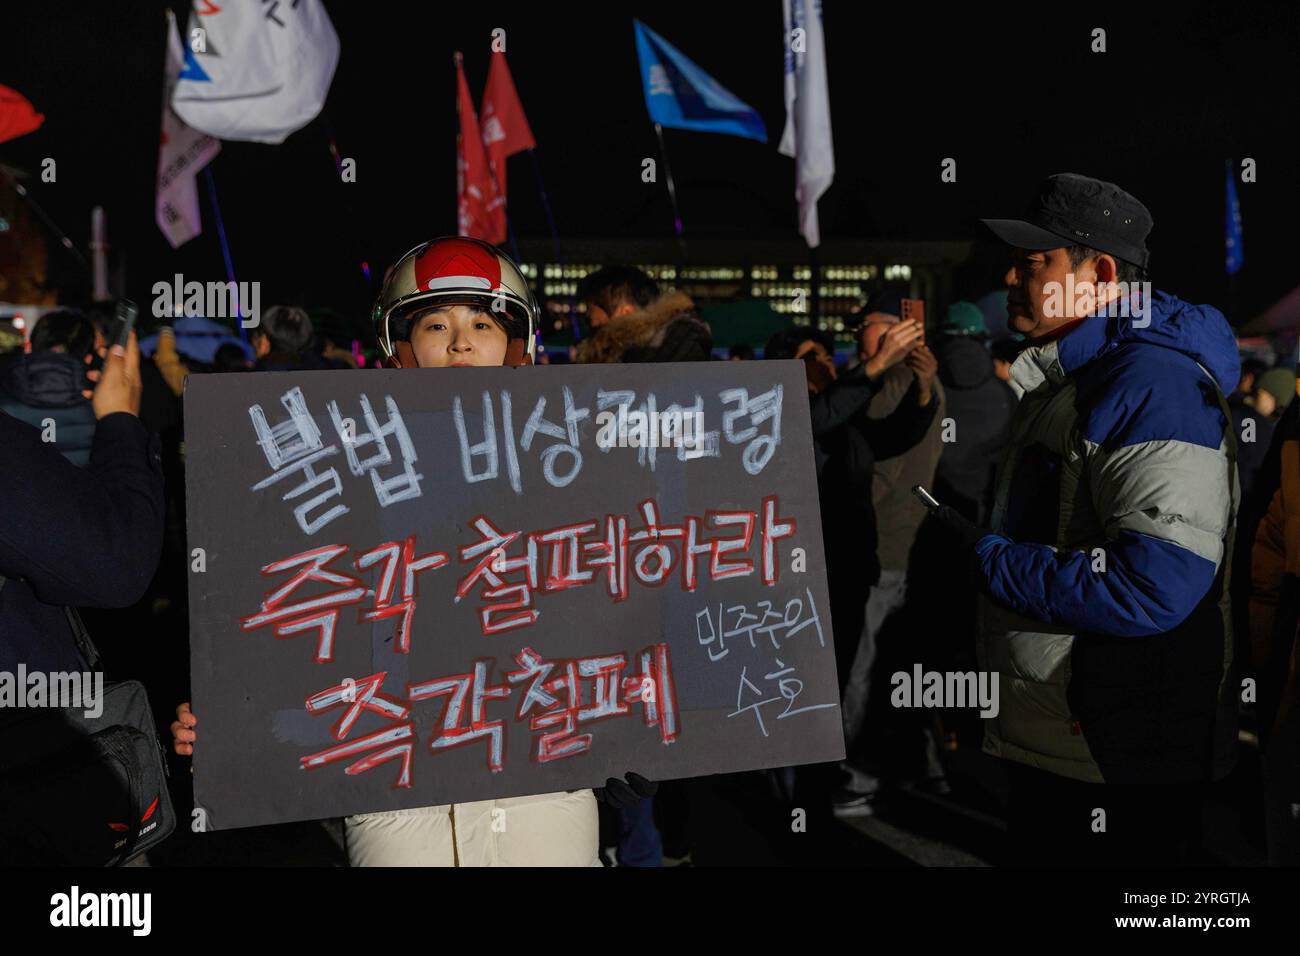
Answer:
[
  {"left": 974, "top": 291, "right": 1240, "bottom": 785},
  {"left": 0, "top": 351, "right": 97, "bottom": 467}
]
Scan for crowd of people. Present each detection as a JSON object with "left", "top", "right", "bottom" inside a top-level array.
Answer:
[{"left": 1, "top": 174, "right": 1296, "bottom": 867}]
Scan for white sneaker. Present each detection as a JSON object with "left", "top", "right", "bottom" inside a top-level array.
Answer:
[{"left": 832, "top": 789, "right": 877, "bottom": 818}]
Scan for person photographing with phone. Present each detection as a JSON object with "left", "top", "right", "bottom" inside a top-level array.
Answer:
[
  {"left": 0, "top": 317, "right": 162, "bottom": 690},
  {"left": 764, "top": 317, "right": 936, "bottom": 811}
]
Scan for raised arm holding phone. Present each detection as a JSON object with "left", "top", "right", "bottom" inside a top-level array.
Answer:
[{"left": 0, "top": 325, "right": 162, "bottom": 672}]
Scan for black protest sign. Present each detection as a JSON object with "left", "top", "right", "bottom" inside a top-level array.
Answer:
[{"left": 184, "top": 362, "right": 843, "bottom": 830}]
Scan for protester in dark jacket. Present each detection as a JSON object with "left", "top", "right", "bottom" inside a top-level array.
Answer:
[
  {"left": 251, "top": 305, "right": 330, "bottom": 372},
  {"left": 932, "top": 304, "right": 1016, "bottom": 525},
  {"left": 894, "top": 306, "right": 1017, "bottom": 802},
  {"left": 764, "top": 322, "right": 933, "bottom": 680},
  {"left": 575, "top": 266, "right": 710, "bottom": 364},
  {"left": 831, "top": 293, "right": 947, "bottom": 812},
  {"left": 1231, "top": 394, "right": 1278, "bottom": 511},
  {"left": 0, "top": 332, "right": 163, "bottom": 674},
  {"left": 0, "top": 309, "right": 100, "bottom": 466}
]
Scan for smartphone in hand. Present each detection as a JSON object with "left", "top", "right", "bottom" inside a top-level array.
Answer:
[
  {"left": 901, "top": 298, "right": 925, "bottom": 335},
  {"left": 88, "top": 299, "right": 138, "bottom": 378},
  {"left": 105, "top": 298, "right": 138, "bottom": 351},
  {"left": 912, "top": 484, "right": 942, "bottom": 512}
]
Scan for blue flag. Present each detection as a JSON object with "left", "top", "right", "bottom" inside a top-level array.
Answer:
[
  {"left": 633, "top": 19, "right": 767, "bottom": 142},
  {"left": 1225, "top": 160, "right": 1244, "bottom": 275}
]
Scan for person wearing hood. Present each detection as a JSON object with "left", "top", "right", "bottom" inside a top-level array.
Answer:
[
  {"left": 951, "top": 174, "right": 1241, "bottom": 865},
  {"left": 0, "top": 309, "right": 101, "bottom": 466},
  {"left": 931, "top": 302, "right": 1016, "bottom": 525}
]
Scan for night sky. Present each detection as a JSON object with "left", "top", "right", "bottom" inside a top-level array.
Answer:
[{"left": 3, "top": 1, "right": 1298, "bottom": 338}]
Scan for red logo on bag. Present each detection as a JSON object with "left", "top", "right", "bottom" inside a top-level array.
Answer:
[{"left": 108, "top": 796, "right": 159, "bottom": 832}]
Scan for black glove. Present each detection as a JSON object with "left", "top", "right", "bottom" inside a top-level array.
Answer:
[
  {"left": 594, "top": 772, "right": 658, "bottom": 809},
  {"left": 933, "top": 504, "right": 989, "bottom": 551}
]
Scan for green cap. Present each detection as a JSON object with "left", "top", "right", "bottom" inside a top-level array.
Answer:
[
  {"left": 1256, "top": 368, "right": 1296, "bottom": 411},
  {"left": 940, "top": 301, "right": 988, "bottom": 336}
]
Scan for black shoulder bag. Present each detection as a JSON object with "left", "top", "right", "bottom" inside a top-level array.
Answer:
[{"left": 0, "top": 574, "right": 176, "bottom": 865}]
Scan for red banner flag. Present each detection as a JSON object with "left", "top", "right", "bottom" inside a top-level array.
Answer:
[
  {"left": 480, "top": 51, "right": 535, "bottom": 200},
  {"left": 0, "top": 84, "right": 45, "bottom": 145},
  {"left": 456, "top": 53, "right": 505, "bottom": 244}
]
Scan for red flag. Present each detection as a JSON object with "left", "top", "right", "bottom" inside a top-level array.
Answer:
[
  {"left": 0, "top": 85, "right": 44, "bottom": 145},
  {"left": 456, "top": 53, "right": 505, "bottom": 244},
  {"left": 480, "top": 51, "right": 535, "bottom": 199}
]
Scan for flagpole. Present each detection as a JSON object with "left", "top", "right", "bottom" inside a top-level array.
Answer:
[
  {"left": 653, "top": 122, "right": 688, "bottom": 267},
  {"left": 0, "top": 167, "right": 91, "bottom": 275},
  {"left": 203, "top": 164, "right": 247, "bottom": 345},
  {"left": 322, "top": 111, "right": 372, "bottom": 288},
  {"left": 1225, "top": 158, "right": 1240, "bottom": 326}
]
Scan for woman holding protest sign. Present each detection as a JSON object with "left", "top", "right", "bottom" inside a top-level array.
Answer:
[{"left": 172, "top": 237, "right": 654, "bottom": 866}]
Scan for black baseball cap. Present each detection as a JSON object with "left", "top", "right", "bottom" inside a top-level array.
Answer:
[{"left": 982, "top": 173, "right": 1153, "bottom": 269}]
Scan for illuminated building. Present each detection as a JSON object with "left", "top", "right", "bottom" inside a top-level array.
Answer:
[{"left": 516, "top": 238, "right": 972, "bottom": 355}]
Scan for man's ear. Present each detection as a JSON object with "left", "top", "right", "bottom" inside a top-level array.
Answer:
[{"left": 1093, "top": 254, "right": 1118, "bottom": 283}]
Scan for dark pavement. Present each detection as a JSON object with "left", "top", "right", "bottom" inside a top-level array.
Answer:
[{"left": 143, "top": 734, "right": 1268, "bottom": 867}]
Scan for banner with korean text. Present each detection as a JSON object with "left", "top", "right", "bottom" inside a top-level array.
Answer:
[{"left": 184, "top": 362, "right": 843, "bottom": 829}]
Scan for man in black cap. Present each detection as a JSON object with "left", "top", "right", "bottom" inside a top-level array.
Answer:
[
  {"left": 983, "top": 173, "right": 1154, "bottom": 340},
  {"left": 942, "top": 173, "right": 1241, "bottom": 864}
]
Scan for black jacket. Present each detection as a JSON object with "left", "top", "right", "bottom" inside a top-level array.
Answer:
[
  {"left": 1228, "top": 393, "right": 1277, "bottom": 510},
  {"left": 811, "top": 363, "right": 937, "bottom": 588},
  {"left": 0, "top": 411, "right": 164, "bottom": 672},
  {"left": 933, "top": 335, "right": 1016, "bottom": 524},
  {"left": 0, "top": 351, "right": 98, "bottom": 467}
]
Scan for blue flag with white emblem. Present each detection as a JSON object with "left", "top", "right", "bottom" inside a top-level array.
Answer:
[
  {"left": 1225, "top": 160, "right": 1244, "bottom": 275},
  {"left": 633, "top": 19, "right": 767, "bottom": 142}
]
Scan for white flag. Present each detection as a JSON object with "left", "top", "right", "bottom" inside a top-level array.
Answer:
[
  {"left": 779, "top": 0, "right": 834, "bottom": 247},
  {"left": 157, "top": 9, "right": 220, "bottom": 249},
  {"left": 172, "top": 0, "right": 339, "bottom": 145}
]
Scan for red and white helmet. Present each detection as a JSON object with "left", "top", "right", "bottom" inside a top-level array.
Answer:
[{"left": 373, "top": 236, "right": 538, "bottom": 367}]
